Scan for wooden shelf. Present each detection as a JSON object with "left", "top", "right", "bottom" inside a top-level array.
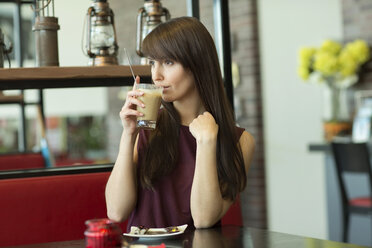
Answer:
[
  {"left": 0, "top": 94, "right": 23, "bottom": 103},
  {"left": 0, "top": 65, "right": 152, "bottom": 90}
]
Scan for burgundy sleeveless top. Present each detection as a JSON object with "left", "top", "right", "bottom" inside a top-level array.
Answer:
[{"left": 127, "top": 125, "right": 244, "bottom": 231}]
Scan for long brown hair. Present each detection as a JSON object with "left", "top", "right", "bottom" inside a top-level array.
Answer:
[{"left": 140, "top": 16, "right": 246, "bottom": 201}]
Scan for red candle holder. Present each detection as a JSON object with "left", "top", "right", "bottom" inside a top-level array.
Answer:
[{"left": 85, "top": 218, "right": 122, "bottom": 248}]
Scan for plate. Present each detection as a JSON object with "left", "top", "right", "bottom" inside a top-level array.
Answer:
[{"left": 123, "top": 224, "right": 188, "bottom": 239}]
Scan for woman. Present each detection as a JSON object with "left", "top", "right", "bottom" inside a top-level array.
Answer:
[{"left": 105, "top": 16, "right": 255, "bottom": 230}]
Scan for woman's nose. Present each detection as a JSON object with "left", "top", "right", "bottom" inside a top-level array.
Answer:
[{"left": 152, "top": 63, "right": 163, "bottom": 83}]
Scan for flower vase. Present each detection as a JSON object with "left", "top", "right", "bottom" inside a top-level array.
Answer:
[{"left": 322, "top": 81, "right": 352, "bottom": 141}]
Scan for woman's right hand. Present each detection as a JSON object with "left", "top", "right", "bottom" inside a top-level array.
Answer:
[{"left": 120, "top": 76, "right": 144, "bottom": 135}]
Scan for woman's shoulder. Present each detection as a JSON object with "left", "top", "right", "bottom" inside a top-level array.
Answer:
[
  {"left": 235, "top": 126, "right": 245, "bottom": 138},
  {"left": 234, "top": 126, "right": 255, "bottom": 149},
  {"left": 238, "top": 130, "right": 255, "bottom": 172},
  {"left": 234, "top": 126, "right": 255, "bottom": 151},
  {"left": 239, "top": 130, "right": 255, "bottom": 148}
]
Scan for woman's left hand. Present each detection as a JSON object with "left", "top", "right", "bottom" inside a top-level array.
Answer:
[{"left": 189, "top": 112, "right": 219, "bottom": 143}]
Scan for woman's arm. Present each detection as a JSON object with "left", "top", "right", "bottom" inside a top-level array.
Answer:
[
  {"left": 105, "top": 76, "right": 144, "bottom": 222},
  {"left": 189, "top": 112, "right": 255, "bottom": 228},
  {"left": 105, "top": 132, "right": 139, "bottom": 222}
]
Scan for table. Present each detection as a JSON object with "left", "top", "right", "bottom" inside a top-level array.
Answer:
[{"left": 4, "top": 226, "right": 370, "bottom": 248}]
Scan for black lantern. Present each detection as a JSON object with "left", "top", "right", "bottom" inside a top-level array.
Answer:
[
  {"left": 84, "top": 0, "right": 118, "bottom": 66},
  {"left": 136, "top": 0, "right": 170, "bottom": 64}
]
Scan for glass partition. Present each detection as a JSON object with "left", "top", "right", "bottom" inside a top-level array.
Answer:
[
  {"left": 0, "top": 2, "right": 35, "bottom": 68},
  {"left": 0, "top": 0, "right": 219, "bottom": 174}
]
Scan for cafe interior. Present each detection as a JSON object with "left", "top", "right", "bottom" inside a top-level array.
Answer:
[{"left": 0, "top": 0, "right": 372, "bottom": 247}]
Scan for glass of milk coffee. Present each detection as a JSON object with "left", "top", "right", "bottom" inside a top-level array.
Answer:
[{"left": 136, "top": 83, "right": 162, "bottom": 130}]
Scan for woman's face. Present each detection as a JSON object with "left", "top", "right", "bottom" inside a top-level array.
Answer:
[{"left": 150, "top": 59, "right": 197, "bottom": 103}]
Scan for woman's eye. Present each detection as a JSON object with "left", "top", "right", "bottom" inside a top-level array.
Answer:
[
  {"left": 164, "top": 60, "right": 173, "bottom": 65},
  {"left": 148, "top": 60, "right": 155, "bottom": 66}
]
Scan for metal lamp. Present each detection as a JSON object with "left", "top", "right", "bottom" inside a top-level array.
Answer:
[
  {"left": 136, "top": 0, "right": 170, "bottom": 64},
  {"left": 0, "top": 28, "right": 13, "bottom": 68},
  {"left": 84, "top": 0, "right": 119, "bottom": 66},
  {"left": 32, "top": 0, "right": 60, "bottom": 67}
]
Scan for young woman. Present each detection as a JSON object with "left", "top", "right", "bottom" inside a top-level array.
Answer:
[{"left": 105, "top": 16, "right": 255, "bottom": 230}]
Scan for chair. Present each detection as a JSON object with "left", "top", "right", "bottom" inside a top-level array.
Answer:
[
  {"left": 0, "top": 172, "right": 127, "bottom": 246},
  {"left": 221, "top": 195, "right": 243, "bottom": 226},
  {"left": 0, "top": 152, "right": 45, "bottom": 171},
  {"left": 331, "top": 142, "right": 372, "bottom": 242}
]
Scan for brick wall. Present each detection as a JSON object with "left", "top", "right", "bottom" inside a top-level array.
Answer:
[
  {"left": 342, "top": 0, "right": 372, "bottom": 96},
  {"left": 107, "top": 0, "right": 266, "bottom": 229},
  {"left": 229, "top": 0, "right": 266, "bottom": 229}
]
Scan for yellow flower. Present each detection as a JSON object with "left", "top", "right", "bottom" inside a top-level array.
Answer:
[
  {"left": 299, "top": 47, "right": 316, "bottom": 66},
  {"left": 313, "top": 51, "right": 338, "bottom": 76},
  {"left": 297, "top": 66, "right": 310, "bottom": 80},
  {"left": 338, "top": 50, "right": 358, "bottom": 76},
  {"left": 320, "top": 40, "right": 342, "bottom": 55},
  {"left": 345, "top": 39, "right": 370, "bottom": 64},
  {"left": 297, "top": 39, "right": 369, "bottom": 84}
]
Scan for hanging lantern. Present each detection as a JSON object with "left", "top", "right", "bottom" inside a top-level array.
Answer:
[
  {"left": 136, "top": 0, "right": 170, "bottom": 64},
  {"left": 83, "top": 0, "right": 119, "bottom": 66},
  {"left": 32, "top": 0, "right": 60, "bottom": 67},
  {"left": 0, "top": 28, "right": 13, "bottom": 68}
]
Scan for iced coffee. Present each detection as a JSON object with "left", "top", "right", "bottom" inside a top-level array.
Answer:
[{"left": 136, "top": 84, "right": 162, "bottom": 130}]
